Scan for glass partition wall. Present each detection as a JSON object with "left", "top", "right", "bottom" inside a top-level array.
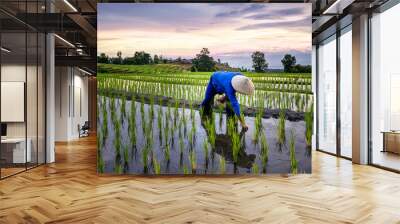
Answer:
[
  {"left": 370, "top": 3, "right": 400, "bottom": 171},
  {"left": 316, "top": 25, "right": 353, "bottom": 159},
  {"left": 0, "top": 2, "right": 46, "bottom": 179}
]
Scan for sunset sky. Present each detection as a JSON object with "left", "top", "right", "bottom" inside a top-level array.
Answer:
[{"left": 98, "top": 3, "right": 311, "bottom": 69}]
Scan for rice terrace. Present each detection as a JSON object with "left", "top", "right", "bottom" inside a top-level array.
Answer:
[{"left": 97, "top": 63, "right": 313, "bottom": 174}]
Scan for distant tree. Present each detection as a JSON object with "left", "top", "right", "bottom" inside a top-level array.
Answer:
[
  {"left": 153, "top": 54, "right": 159, "bottom": 64},
  {"left": 117, "top": 51, "right": 122, "bottom": 64},
  {"left": 291, "top": 64, "right": 311, "bottom": 73},
  {"left": 251, "top": 51, "right": 268, "bottom": 73},
  {"left": 191, "top": 48, "right": 216, "bottom": 72},
  {"left": 281, "top": 54, "right": 296, "bottom": 72},
  {"left": 122, "top": 51, "right": 152, "bottom": 65},
  {"left": 98, "top": 53, "right": 109, "bottom": 64},
  {"left": 217, "top": 58, "right": 221, "bottom": 64}
]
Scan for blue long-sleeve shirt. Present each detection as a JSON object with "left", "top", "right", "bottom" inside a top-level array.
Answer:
[{"left": 201, "top": 71, "right": 242, "bottom": 116}]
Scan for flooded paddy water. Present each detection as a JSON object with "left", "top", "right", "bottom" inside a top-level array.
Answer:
[{"left": 98, "top": 96, "right": 311, "bottom": 175}]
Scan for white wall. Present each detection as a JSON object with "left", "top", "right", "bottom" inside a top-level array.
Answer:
[{"left": 54, "top": 66, "right": 89, "bottom": 141}]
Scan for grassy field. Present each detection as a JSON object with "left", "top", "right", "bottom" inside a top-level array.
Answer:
[{"left": 97, "top": 63, "right": 313, "bottom": 175}]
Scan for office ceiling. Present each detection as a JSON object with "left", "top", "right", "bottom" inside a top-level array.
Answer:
[{"left": 0, "top": 0, "right": 97, "bottom": 73}]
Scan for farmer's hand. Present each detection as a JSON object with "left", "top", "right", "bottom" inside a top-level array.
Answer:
[
  {"left": 242, "top": 124, "right": 249, "bottom": 132},
  {"left": 217, "top": 95, "right": 227, "bottom": 104}
]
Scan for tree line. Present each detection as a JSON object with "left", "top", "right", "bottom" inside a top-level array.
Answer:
[{"left": 98, "top": 48, "right": 310, "bottom": 73}]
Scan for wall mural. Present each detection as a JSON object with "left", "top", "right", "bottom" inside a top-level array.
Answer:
[{"left": 97, "top": 3, "right": 313, "bottom": 175}]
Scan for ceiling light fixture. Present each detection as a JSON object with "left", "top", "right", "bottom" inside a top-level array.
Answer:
[
  {"left": 78, "top": 67, "right": 92, "bottom": 76},
  {"left": 54, "top": 34, "right": 75, "bottom": 48},
  {"left": 63, "top": 0, "right": 78, "bottom": 12},
  {"left": 1, "top": 47, "right": 11, "bottom": 53},
  {"left": 322, "top": 0, "right": 355, "bottom": 15}
]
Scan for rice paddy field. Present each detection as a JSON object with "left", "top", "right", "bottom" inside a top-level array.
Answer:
[{"left": 97, "top": 63, "right": 313, "bottom": 175}]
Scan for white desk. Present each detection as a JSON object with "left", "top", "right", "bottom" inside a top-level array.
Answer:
[{"left": 1, "top": 138, "right": 31, "bottom": 163}]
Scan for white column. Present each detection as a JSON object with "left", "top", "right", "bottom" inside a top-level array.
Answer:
[
  {"left": 352, "top": 14, "right": 369, "bottom": 164},
  {"left": 46, "top": 32, "right": 55, "bottom": 163},
  {"left": 312, "top": 45, "right": 317, "bottom": 151}
]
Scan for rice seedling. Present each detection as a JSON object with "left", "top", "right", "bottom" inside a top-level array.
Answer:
[
  {"left": 153, "top": 156, "right": 161, "bottom": 174},
  {"left": 173, "top": 100, "right": 179, "bottom": 127},
  {"left": 102, "top": 99, "right": 108, "bottom": 141},
  {"left": 121, "top": 94, "right": 126, "bottom": 120},
  {"left": 140, "top": 95, "right": 145, "bottom": 126},
  {"left": 304, "top": 105, "right": 313, "bottom": 148},
  {"left": 218, "top": 104, "right": 224, "bottom": 131},
  {"left": 123, "top": 145, "right": 129, "bottom": 166},
  {"left": 203, "top": 138, "right": 209, "bottom": 160},
  {"left": 231, "top": 131, "right": 240, "bottom": 164},
  {"left": 183, "top": 165, "right": 189, "bottom": 175},
  {"left": 165, "top": 143, "right": 171, "bottom": 162},
  {"left": 253, "top": 106, "right": 264, "bottom": 143},
  {"left": 129, "top": 98, "right": 137, "bottom": 153},
  {"left": 289, "top": 130, "right": 298, "bottom": 174},
  {"left": 260, "top": 131, "right": 269, "bottom": 172},
  {"left": 219, "top": 156, "right": 226, "bottom": 174},
  {"left": 164, "top": 125, "right": 170, "bottom": 147},
  {"left": 251, "top": 163, "right": 259, "bottom": 174},
  {"left": 204, "top": 116, "right": 216, "bottom": 148},
  {"left": 227, "top": 117, "right": 237, "bottom": 137},
  {"left": 277, "top": 109, "right": 286, "bottom": 146},
  {"left": 188, "top": 128, "right": 194, "bottom": 147},
  {"left": 149, "top": 95, "right": 155, "bottom": 121},
  {"left": 189, "top": 150, "right": 196, "bottom": 173}
]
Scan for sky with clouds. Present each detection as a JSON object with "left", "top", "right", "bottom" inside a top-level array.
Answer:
[{"left": 98, "top": 3, "right": 311, "bottom": 69}]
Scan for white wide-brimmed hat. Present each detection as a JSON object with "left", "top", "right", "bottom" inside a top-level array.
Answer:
[{"left": 231, "top": 75, "right": 255, "bottom": 95}]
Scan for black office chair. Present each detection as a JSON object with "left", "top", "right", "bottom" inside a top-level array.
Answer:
[{"left": 79, "top": 121, "right": 90, "bottom": 138}]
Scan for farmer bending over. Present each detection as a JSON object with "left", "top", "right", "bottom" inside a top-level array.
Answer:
[{"left": 201, "top": 71, "right": 255, "bottom": 132}]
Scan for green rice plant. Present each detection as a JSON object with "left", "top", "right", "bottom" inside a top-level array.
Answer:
[
  {"left": 202, "top": 138, "right": 209, "bottom": 160},
  {"left": 140, "top": 95, "right": 145, "bottom": 126},
  {"left": 217, "top": 103, "right": 224, "bottom": 130},
  {"left": 165, "top": 143, "right": 170, "bottom": 162},
  {"left": 260, "top": 131, "right": 269, "bottom": 171},
  {"left": 153, "top": 156, "right": 161, "bottom": 175},
  {"left": 149, "top": 95, "right": 155, "bottom": 121},
  {"left": 129, "top": 98, "right": 137, "bottom": 152},
  {"left": 277, "top": 109, "right": 286, "bottom": 146},
  {"left": 102, "top": 100, "right": 108, "bottom": 141},
  {"left": 251, "top": 163, "right": 259, "bottom": 174},
  {"left": 231, "top": 131, "right": 240, "bottom": 163},
  {"left": 204, "top": 116, "right": 216, "bottom": 148},
  {"left": 190, "top": 101, "right": 195, "bottom": 122},
  {"left": 289, "top": 130, "right": 298, "bottom": 174},
  {"left": 123, "top": 145, "right": 129, "bottom": 166},
  {"left": 227, "top": 117, "right": 237, "bottom": 137},
  {"left": 188, "top": 128, "right": 194, "bottom": 147},
  {"left": 219, "top": 156, "right": 226, "bottom": 174},
  {"left": 164, "top": 126, "right": 169, "bottom": 147},
  {"left": 183, "top": 165, "right": 189, "bottom": 175},
  {"left": 157, "top": 104, "right": 163, "bottom": 131},
  {"left": 113, "top": 121, "right": 122, "bottom": 172},
  {"left": 167, "top": 101, "right": 172, "bottom": 121},
  {"left": 121, "top": 94, "right": 126, "bottom": 120},
  {"left": 173, "top": 100, "right": 179, "bottom": 127},
  {"left": 304, "top": 106, "right": 313, "bottom": 148},
  {"left": 115, "top": 164, "right": 123, "bottom": 174},
  {"left": 253, "top": 106, "right": 263, "bottom": 143},
  {"left": 189, "top": 150, "right": 196, "bottom": 173}
]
